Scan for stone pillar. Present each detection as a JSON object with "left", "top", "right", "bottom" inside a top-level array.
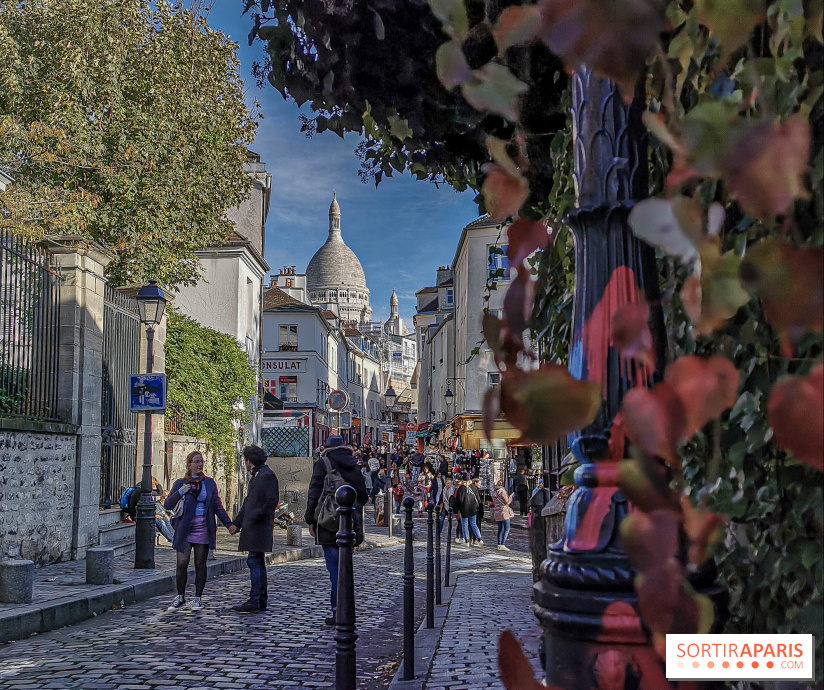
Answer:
[{"left": 42, "top": 235, "right": 113, "bottom": 560}]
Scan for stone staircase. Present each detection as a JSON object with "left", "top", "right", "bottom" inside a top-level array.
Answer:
[{"left": 97, "top": 508, "right": 135, "bottom": 557}]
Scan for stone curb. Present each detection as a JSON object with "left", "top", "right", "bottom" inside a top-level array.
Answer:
[
  {"left": 388, "top": 585, "right": 455, "bottom": 690},
  {"left": 0, "top": 533, "right": 401, "bottom": 644}
]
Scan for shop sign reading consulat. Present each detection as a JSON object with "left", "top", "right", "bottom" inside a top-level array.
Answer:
[{"left": 261, "top": 359, "right": 306, "bottom": 373}]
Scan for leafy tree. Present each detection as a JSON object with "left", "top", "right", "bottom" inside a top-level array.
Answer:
[
  {"left": 164, "top": 309, "right": 257, "bottom": 509},
  {"left": 0, "top": 0, "right": 258, "bottom": 287}
]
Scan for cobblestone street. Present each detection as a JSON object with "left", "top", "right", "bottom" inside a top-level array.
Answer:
[{"left": 0, "top": 522, "right": 540, "bottom": 690}]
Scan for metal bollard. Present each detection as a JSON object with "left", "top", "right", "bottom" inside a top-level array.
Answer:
[
  {"left": 425, "top": 501, "right": 435, "bottom": 629},
  {"left": 384, "top": 487, "right": 393, "bottom": 537},
  {"left": 444, "top": 509, "right": 453, "bottom": 588},
  {"left": 335, "top": 485, "right": 358, "bottom": 690},
  {"left": 402, "top": 496, "right": 415, "bottom": 681},
  {"left": 435, "top": 506, "right": 442, "bottom": 605}
]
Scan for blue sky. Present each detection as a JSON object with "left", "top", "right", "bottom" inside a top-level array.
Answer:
[{"left": 209, "top": 4, "right": 480, "bottom": 325}]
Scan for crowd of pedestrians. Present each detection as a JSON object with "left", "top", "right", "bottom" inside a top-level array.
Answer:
[{"left": 144, "top": 437, "right": 537, "bottom": 622}]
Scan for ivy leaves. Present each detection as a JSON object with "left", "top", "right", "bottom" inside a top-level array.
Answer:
[{"left": 165, "top": 310, "right": 257, "bottom": 467}]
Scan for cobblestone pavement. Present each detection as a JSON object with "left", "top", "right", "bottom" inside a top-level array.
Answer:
[
  {"left": 424, "top": 551, "right": 542, "bottom": 689},
  {"left": 0, "top": 518, "right": 538, "bottom": 690}
]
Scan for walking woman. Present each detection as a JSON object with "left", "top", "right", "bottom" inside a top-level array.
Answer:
[
  {"left": 164, "top": 451, "right": 234, "bottom": 611},
  {"left": 490, "top": 479, "right": 514, "bottom": 551}
]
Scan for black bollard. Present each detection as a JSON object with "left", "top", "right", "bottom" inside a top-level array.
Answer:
[
  {"left": 435, "top": 506, "right": 442, "bottom": 605},
  {"left": 444, "top": 509, "right": 453, "bottom": 588},
  {"left": 425, "top": 501, "right": 435, "bottom": 629},
  {"left": 335, "top": 485, "right": 358, "bottom": 690},
  {"left": 402, "top": 496, "right": 416, "bottom": 681}
]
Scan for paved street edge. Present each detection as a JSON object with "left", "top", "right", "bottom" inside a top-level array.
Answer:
[{"left": 0, "top": 534, "right": 400, "bottom": 644}]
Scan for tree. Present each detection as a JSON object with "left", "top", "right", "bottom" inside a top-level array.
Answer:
[{"left": 0, "top": 0, "right": 258, "bottom": 287}]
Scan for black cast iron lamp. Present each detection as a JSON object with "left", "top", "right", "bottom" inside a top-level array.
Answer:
[
  {"left": 133, "top": 279, "right": 167, "bottom": 570},
  {"left": 135, "top": 279, "right": 166, "bottom": 327},
  {"left": 444, "top": 387, "right": 454, "bottom": 404},
  {"left": 384, "top": 385, "right": 397, "bottom": 408}
]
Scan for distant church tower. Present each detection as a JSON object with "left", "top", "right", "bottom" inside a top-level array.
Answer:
[
  {"left": 384, "top": 287, "right": 407, "bottom": 336},
  {"left": 306, "top": 193, "right": 372, "bottom": 325}
]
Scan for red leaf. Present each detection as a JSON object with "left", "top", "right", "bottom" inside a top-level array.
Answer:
[
  {"left": 620, "top": 383, "right": 687, "bottom": 466},
  {"left": 500, "top": 365, "right": 601, "bottom": 445},
  {"left": 635, "top": 558, "right": 683, "bottom": 633},
  {"left": 493, "top": 5, "right": 542, "bottom": 55},
  {"left": 617, "top": 457, "right": 680, "bottom": 513},
  {"left": 620, "top": 510, "right": 679, "bottom": 571},
  {"left": 610, "top": 299, "right": 653, "bottom": 367},
  {"left": 506, "top": 218, "right": 551, "bottom": 266},
  {"left": 499, "top": 630, "right": 557, "bottom": 690},
  {"left": 740, "top": 237, "right": 824, "bottom": 346},
  {"left": 482, "top": 165, "right": 529, "bottom": 219},
  {"left": 768, "top": 363, "right": 824, "bottom": 472},
  {"left": 536, "top": 0, "right": 667, "bottom": 98},
  {"left": 681, "top": 495, "right": 728, "bottom": 565},
  {"left": 723, "top": 115, "right": 811, "bottom": 221},
  {"left": 503, "top": 267, "right": 535, "bottom": 338},
  {"left": 665, "top": 355, "right": 740, "bottom": 437}
]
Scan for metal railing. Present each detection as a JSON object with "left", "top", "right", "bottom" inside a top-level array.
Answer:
[{"left": 0, "top": 229, "right": 61, "bottom": 421}]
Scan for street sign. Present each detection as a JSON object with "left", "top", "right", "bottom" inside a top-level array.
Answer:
[
  {"left": 405, "top": 422, "right": 416, "bottom": 431},
  {"left": 327, "top": 389, "right": 349, "bottom": 410},
  {"left": 338, "top": 411, "right": 352, "bottom": 429},
  {"left": 129, "top": 373, "right": 166, "bottom": 412},
  {"left": 405, "top": 431, "right": 416, "bottom": 445}
]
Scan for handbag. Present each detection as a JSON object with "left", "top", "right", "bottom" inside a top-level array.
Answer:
[{"left": 170, "top": 491, "right": 186, "bottom": 525}]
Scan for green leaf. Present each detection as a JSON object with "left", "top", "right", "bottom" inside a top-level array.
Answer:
[{"left": 461, "top": 63, "right": 528, "bottom": 122}]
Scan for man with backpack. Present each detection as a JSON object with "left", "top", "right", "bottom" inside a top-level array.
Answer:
[{"left": 304, "top": 436, "right": 368, "bottom": 626}]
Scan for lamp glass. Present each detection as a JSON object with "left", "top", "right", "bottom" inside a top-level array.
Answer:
[
  {"left": 136, "top": 280, "right": 167, "bottom": 328},
  {"left": 385, "top": 386, "right": 397, "bottom": 407},
  {"left": 444, "top": 388, "right": 454, "bottom": 403}
]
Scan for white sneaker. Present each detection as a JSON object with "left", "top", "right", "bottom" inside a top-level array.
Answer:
[
  {"left": 476, "top": 540, "right": 484, "bottom": 547},
  {"left": 497, "top": 544, "right": 510, "bottom": 551},
  {"left": 167, "top": 595, "right": 185, "bottom": 611},
  {"left": 191, "top": 596, "right": 204, "bottom": 611},
  {"left": 455, "top": 538, "right": 464, "bottom": 544}
]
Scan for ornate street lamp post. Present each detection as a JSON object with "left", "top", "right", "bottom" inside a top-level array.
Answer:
[
  {"left": 533, "top": 69, "right": 723, "bottom": 687},
  {"left": 133, "top": 279, "right": 166, "bottom": 569}
]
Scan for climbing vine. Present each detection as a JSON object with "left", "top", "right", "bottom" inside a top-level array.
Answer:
[{"left": 164, "top": 309, "right": 257, "bottom": 478}]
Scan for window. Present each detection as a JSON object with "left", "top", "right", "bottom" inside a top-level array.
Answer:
[
  {"left": 445, "top": 289, "right": 454, "bottom": 306},
  {"left": 331, "top": 290, "right": 337, "bottom": 299},
  {"left": 488, "top": 245, "right": 511, "bottom": 281},
  {"left": 279, "top": 376, "right": 298, "bottom": 402},
  {"left": 340, "top": 291, "right": 347, "bottom": 299},
  {"left": 279, "top": 324, "right": 298, "bottom": 351},
  {"left": 488, "top": 372, "right": 501, "bottom": 389}
]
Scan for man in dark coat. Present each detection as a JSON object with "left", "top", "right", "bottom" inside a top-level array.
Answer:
[
  {"left": 231, "top": 445, "right": 279, "bottom": 612},
  {"left": 305, "top": 435, "right": 368, "bottom": 626},
  {"left": 513, "top": 467, "right": 529, "bottom": 516}
]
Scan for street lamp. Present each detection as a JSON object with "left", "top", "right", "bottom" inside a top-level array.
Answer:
[
  {"left": 384, "top": 385, "right": 397, "bottom": 408},
  {"left": 134, "top": 279, "right": 167, "bottom": 570}
]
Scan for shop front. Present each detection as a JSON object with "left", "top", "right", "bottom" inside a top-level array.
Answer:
[{"left": 452, "top": 414, "right": 520, "bottom": 458}]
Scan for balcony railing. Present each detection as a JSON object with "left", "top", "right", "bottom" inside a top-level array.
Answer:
[{"left": 279, "top": 343, "right": 298, "bottom": 352}]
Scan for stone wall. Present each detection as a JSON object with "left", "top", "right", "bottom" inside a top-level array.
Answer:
[
  {"left": 265, "top": 456, "right": 314, "bottom": 520},
  {"left": 163, "top": 435, "right": 233, "bottom": 511},
  {"left": 0, "top": 429, "right": 77, "bottom": 565}
]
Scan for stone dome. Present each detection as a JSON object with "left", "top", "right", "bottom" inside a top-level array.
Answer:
[
  {"left": 306, "top": 193, "right": 367, "bottom": 290},
  {"left": 306, "top": 193, "right": 372, "bottom": 324}
]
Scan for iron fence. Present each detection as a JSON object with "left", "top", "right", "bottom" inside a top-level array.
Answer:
[
  {"left": 0, "top": 229, "right": 61, "bottom": 421},
  {"left": 100, "top": 284, "right": 140, "bottom": 508}
]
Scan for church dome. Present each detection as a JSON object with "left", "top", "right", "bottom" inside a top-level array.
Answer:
[{"left": 306, "top": 193, "right": 368, "bottom": 291}]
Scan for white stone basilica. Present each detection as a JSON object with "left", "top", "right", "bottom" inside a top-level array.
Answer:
[{"left": 306, "top": 193, "right": 373, "bottom": 325}]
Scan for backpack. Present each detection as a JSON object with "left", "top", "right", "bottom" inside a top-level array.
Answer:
[
  {"left": 119, "top": 485, "right": 140, "bottom": 511},
  {"left": 316, "top": 456, "right": 345, "bottom": 532}
]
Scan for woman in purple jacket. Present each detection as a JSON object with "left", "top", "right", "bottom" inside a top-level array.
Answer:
[{"left": 163, "top": 451, "right": 234, "bottom": 611}]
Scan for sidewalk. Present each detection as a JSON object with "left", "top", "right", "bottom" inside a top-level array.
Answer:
[
  {"left": 0, "top": 523, "right": 399, "bottom": 644},
  {"left": 389, "top": 545, "right": 543, "bottom": 690}
]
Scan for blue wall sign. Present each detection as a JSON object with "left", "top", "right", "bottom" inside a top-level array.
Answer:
[{"left": 129, "top": 373, "right": 167, "bottom": 412}]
